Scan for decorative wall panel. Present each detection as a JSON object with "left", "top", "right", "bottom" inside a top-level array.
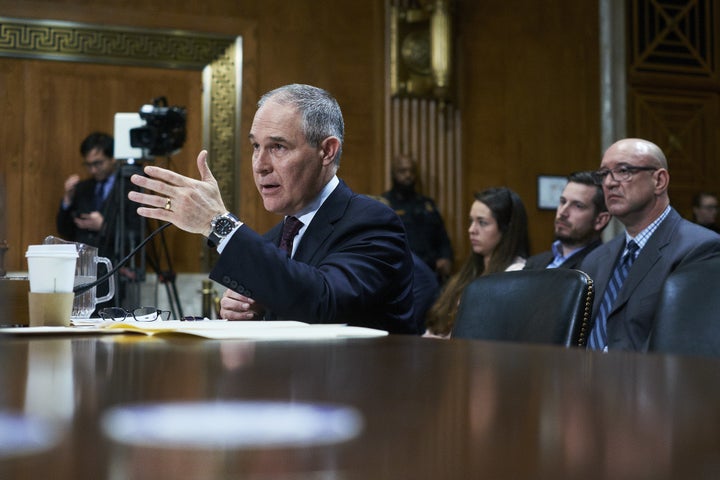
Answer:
[
  {"left": 628, "top": 0, "right": 720, "bottom": 217},
  {"left": 629, "top": 0, "right": 714, "bottom": 78},
  {"left": 629, "top": 89, "right": 717, "bottom": 183},
  {"left": 0, "top": 17, "right": 233, "bottom": 69}
]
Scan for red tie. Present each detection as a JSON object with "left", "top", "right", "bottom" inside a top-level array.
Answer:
[{"left": 279, "top": 216, "right": 303, "bottom": 256}]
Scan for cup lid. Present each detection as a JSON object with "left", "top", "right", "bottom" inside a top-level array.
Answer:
[{"left": 25, "top": 244, "right": 79, "bottom": 258}]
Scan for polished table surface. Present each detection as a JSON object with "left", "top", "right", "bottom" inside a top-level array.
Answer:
[{"left": 1, "top": 331, "right": 719, "bottom": 479}]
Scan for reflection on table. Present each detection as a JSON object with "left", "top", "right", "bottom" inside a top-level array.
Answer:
[{"left": 0, "top": 333, "right": 719, "bottom": 479}]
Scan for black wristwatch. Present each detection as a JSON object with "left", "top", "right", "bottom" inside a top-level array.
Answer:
[{"left": 207, "top": 212, "right": 240, "bottom": 247}]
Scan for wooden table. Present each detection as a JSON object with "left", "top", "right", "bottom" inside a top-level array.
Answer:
[{"left": 1, "top": 332, "right": 719, "bottom": 479}]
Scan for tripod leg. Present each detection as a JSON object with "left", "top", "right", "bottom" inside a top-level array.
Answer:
[{"left": 145, "top": 220, "right": 183, "bottom": 318}]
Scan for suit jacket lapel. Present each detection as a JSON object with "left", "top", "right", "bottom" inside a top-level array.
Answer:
[
  {"left": 592, "top": 236, "right": 625, "bottom": 318},
  {"left": 293, "top": 181, "right": 351, "bottom": 264},
  {"left": 611, "top": 208, "right": 679, "bottom": 312}
]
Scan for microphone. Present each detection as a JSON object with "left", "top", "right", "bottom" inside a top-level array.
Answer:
[{"left": 73, "top": 222, "right": 172, "bottom": 295}]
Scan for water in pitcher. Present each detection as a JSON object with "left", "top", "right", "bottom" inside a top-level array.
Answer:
[
  {"left": 44, "top": 236, "right": 115, "bottom": 319},
  {"left": 73, "top": 275, "right": 97, "bottom": 318}
]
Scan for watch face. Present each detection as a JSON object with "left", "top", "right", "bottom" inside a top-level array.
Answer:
[{"left": 214, "top": 217, "right": 235, "bottom": 236}]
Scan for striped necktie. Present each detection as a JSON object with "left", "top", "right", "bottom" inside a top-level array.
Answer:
[{"left": 587, "top": 240, "right": 639, "bottom": 351}]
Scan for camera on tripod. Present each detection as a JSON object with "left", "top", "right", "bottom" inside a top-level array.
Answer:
[
  {"left": 110, "top": 96, "right": 187, "bottom": 317},
  {"left": 113, "top": 96, "right": 187, "bottom": 160},
  {"left": 131, "top": 97, "right": 187, "bottom": 157}
]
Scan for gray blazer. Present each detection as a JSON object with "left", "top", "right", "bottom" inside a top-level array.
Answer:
[{"left": 580, "top": 208, "right": 720, "bottom": 351}]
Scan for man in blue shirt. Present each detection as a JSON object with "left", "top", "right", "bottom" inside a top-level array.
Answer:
[{"left": 525, "top": 171, "right": 610, "bottom": 270}]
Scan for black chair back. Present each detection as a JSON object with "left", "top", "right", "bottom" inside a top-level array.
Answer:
[
  {"left": 452, "top": 269, "right": 594, "bottom": 347},
  {"left": 647, "top": 258, "right": 720, "bottom": 357}
]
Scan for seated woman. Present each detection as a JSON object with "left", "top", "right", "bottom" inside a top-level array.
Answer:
[{"left": 424, "top": 187, "right": 530, "bottom": 337}]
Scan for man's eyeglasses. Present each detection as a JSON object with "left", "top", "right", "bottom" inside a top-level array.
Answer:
[
  {"left": 99, "top": 307, "right": 171, "bottom": 322},
  {"left": 84, "top": 158, "right": 109, "bottom": 169},
  {"left": 591, "top": 165, "right": 658, "bottom": 185}
]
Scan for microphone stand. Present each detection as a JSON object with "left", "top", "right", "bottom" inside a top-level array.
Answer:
[
  {"left": 144, "top": 217, "right": 184, "bottom": 319},
  {"left": 133, "top": 154, "right": 183, "bottom": 319},
  {"left": 76, "top": 222, "right": 171, "bottom": 296}
]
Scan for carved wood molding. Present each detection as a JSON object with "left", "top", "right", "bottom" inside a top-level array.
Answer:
[
  {"left": 0, "top": 16, "right": 233, "bottom": 69},
  {"left": 629, "top": 88, "right": 717, "bottom": 175},
  {"left": 628, "top": 0, "right": 716, "bottom": 80}
]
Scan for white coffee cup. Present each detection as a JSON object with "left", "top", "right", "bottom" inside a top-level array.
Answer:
[
  {"left": 25, "top": 244, "right": 79, "bottom": 327},
  {"left": 25, "top": 244, "right": 79, "bottom": 293}
]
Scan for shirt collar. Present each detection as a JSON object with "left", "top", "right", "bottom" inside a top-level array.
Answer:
[
  {"left": 547, "top": 239, "right": 587, "bottom": 268},
  {"left": 286, "top": 176, "right": 340, "bottom": 256},
  {"left": 624, "top": 205, "right": 671, "bottom": 253}
]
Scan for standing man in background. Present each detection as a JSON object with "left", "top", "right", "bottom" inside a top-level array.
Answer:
[
  {"left": 382, "top": 154, "right": 453, "bottom": 282},
  {"left": 58, "top": 132, "right": 118, "bottom": 248},
  {"left": 57, "top": 131, "right": 142, "bottom": 306},
  {"left": 525, "top": 171, "right": 610, "bottom": 270}
]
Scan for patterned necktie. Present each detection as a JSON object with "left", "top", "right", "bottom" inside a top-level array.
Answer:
[
  {"left": 588, "top": 240, "right": 639, "bottom": 350},
  {"left": 279, "top": 216, "right": 303, "bottom": 256}
]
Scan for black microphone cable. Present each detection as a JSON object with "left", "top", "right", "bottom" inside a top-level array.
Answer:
[{"left": 73, "top": 222, "right": 173, "bottom": 295}]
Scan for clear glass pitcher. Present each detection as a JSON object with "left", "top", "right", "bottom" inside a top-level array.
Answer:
[{"left": 44, "top": 236, "right": 115, "bottom": 318}]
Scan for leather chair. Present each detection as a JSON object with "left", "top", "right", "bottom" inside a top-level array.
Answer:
[
  {"left": 647, "top": 258, "right": 720, "bottom": 357},
  {"left": 452, "top": 269, "right": 594, "bottom": 347}
]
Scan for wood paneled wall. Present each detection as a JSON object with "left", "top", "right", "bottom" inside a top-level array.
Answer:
[
  {"left": 454, "top": 0, "right": 602, "bottom": 259},
  {"left": 0, "top": 0, "right": 603, "bottom": 274},
  {"left": 1, "top": 59, "right": 206, "bottom": 272}
]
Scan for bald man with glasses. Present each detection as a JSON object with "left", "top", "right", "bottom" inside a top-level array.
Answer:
[{"left": 581, "top": 138, "right": 720, "bottom": 352}]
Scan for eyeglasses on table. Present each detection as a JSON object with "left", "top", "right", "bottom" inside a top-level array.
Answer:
[{"left": 98, "top": 307, "right": 172, "bottom": 322}]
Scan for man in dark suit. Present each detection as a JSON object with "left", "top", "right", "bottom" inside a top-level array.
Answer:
[
  {"left": 57, "top": 132, "right": 142, "bottom": 306},
  {"left": 382, "top": 154, "right": 454, "bottom": 282},
  {"left": 582, "top": 138, "right": 720, "bottom": 352},
  {"left": 525, "top": 171, "right": 610, "bottom": 270},
  {"left": 58, "top": 132, "right": 120, "bottom": 250},
  {"left": 129, "top": 84, "right": 417, "bottom": 334}
]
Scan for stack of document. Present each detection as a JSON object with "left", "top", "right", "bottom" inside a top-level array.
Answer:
[{"left": 0, "top": 320, "right": 389, "bottom": 340}]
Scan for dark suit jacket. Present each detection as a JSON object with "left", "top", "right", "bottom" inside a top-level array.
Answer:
[
  {"left": 524, "top": 239, "right": 602, "bottom": 270},
  {"left": 56, "top": 168, "right": 142, "bottom": 262},
  {"left": 381, "top": 189, "right": 454, "bottom": 270},
  {"left": 580, "top": 208, "right": 720, "bottom": 351},
  {"left": 210, "top": 180, "right": 417, "bottom": 334}
]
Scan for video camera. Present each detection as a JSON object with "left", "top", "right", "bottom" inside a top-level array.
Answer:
[
  {"left": 130, "top": 97, "right": 187, "bottom": 157},
  {"left": 113, "top": 97, "right": 187, "bottom": 160}
]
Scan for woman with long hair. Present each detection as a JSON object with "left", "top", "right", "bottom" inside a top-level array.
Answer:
[{"left": 425, "top": 187, "right": 530, "bottom": 336}]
